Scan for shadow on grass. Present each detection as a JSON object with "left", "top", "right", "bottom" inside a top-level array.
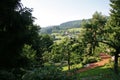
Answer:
[{"left": 71, "top": 66, "right": 120, "bottom": 80}]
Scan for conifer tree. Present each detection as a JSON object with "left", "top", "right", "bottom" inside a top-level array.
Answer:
[{"left": 103, "top": 0, "right": 120, "bottom": 74}]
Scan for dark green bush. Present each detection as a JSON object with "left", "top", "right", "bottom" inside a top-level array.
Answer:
[
  {"left": 0, "top": 70, "right": 15, "bottom": 80},
  {"left": 82, "top": 56, "right": 100, "bottom": 65},
  {"left": 22, "top": 65, "right": 75, "bottom": 80},
  {"left": 87, "top": 57, "right": 98, "bottom": 63}
]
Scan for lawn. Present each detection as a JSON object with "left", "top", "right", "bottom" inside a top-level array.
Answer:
[
  {"left": 62, "top": 63, "right": 83, "bottom": 71},
  {"left": 73, "top": 64, "right": 120, "bottom": 80}
]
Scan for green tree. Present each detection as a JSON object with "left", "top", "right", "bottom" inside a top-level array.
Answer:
[
  {"left": 82, "top": 12, "right": 107, "bottom": 55},
  {"left": 34, "top": 34, "right": 53, "bottom": 66},
  {"left": 21, "top": 44, "right": 36, "bottom": 67},
  {"left": 44, "top": 37, "right": 85, "bottom": 71},
  {"left": 0, "top": 0, "right": 40, "bottom": 79},
  {"left": 100, "top": 0, "right": 120, "bottom": 74}
]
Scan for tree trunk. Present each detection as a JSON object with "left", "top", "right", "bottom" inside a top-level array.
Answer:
[
  {"left": 89, "top": 45, "right": 92, "bottom": 55},
  {"left": 68, "top": 52, "right": 70, "bottom": 71},
  {"left": 114, "top": 51, "right": 119, "bottom": 74}
]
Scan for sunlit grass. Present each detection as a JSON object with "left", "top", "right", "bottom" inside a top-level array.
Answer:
[
  {"left": 77, "top": 65, "right": 111, "bottom": 77},
  {"left": 62, "top": 63, "right": 83, "bottom": 71},
  {"left": 74, "top": 64, "right": 120, "bottom": 80}
]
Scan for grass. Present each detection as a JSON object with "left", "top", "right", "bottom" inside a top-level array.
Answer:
[
  {"left": 77, "top": 65, "right": 111, "bottom": 77},
  {"left": 62, "top": 63, "right": 83, "bottom": 71},
  {"left": 73, "top": 64, "right": 120, "bottom": 80},
  {"left": 45, "top": 61, "right": 120, "bottom": 79}
]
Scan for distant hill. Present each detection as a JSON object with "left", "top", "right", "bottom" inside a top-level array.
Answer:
[
  {"left": 40, "top": 19, "right": 83, "bottom": 34},
  {"left": 60, "top": 20, "right": 82, "bottom": 29}
]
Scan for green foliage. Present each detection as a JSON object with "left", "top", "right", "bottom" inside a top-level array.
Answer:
[
  {"left": 45, "top": 38, "right": 84, "bottom": 64},
  {"left": 42, "top": 51, "right": 52, "bottom": 63},
  {"left": 103, "top": 0, "right": 120, "bottom": 49},
  {"left": 82, "top": 12, "right": 107, "bottom": 55},
  {"left": 0, "top": 70, "right": 15, "bottom": 80},
  {"left": 22, "top": 65, "right": 73, "bottom": 80},
  {"left": 29, "top": 34, "right": 53, "bottom": 66},
  {"left": 0, "top": 0, "right": 40, "bottom": 69},
  {"left": 21, "top": 44, "right": 37, "bottom": 68},
  {"left": 82, "top": 56, "right": 100, "bottom": 65},
  {"left": 22, "top": 44, "right": 36, "bottom": 61},
  {"left": 1, "top": 0, "right": 120, "bottom": 79},
  {"left": 0, "top": 0, "right": 42, "bottom": 79},
  {"left": 100, "top": 0, "right": 120, "bottom": 74},
  {"left": 60, "top": 20, "right": 82, "bottom": 29},
  {"left": 40, "top": 20, "right": 82, "bottom": 34}
]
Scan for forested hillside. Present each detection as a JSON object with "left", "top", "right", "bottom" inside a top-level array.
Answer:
[{"left": 40, "top": 20, "right": 85, "bottom": 34}]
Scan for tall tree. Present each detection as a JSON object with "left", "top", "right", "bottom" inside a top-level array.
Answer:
[
  {"left": 34, "top": 34, "right": 53, "bottom": 66},
  {"left": 101, "top": 0, "right": 120, "bottom": 74},
  {"left": 0, "top": 0, "right": 39, "bottom": 69},
  {"left": 82, "top": 12, "right": 107, "bottom": 55}
]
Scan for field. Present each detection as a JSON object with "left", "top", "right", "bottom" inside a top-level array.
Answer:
[
  {"left": 62, "top": 63, "right": 83, "bottom": 71},
  {"left": 74, "top": 65, "right": 120, "bottom": 80}
]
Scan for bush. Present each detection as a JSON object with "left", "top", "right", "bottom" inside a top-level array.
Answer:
[
  {"left": 0, "top": 70, "right": 15, "bottom": 80},
  {"left": 82, "top": 56, "right": 100, "bottom": 65},
  {"left": 22, "top": 65, "right": 74, "bottom": 80},
  {"left": 87, "top": 57, "right": 98, "bottom": 63}
]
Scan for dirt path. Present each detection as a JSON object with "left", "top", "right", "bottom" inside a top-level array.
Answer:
[{"left": 76, "top": 53, "right": 111, "bottom": 73}]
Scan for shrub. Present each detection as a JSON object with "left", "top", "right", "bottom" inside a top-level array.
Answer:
[
  {"left": 87, "top": 57, "right": 98, "bottom": 63},
  {"left": 0, "top": 70, "right": 15, "bottom": 80},
  {"left": 22, "top": 65, "right": 74, "bottom": 80},
  {"left": 82, "top": 56, "right": 100, "bottom": 65}
]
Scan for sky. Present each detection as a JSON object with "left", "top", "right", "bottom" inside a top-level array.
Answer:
[{"left": 21, "top": 0, "right": 110, "bottom": 27}]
